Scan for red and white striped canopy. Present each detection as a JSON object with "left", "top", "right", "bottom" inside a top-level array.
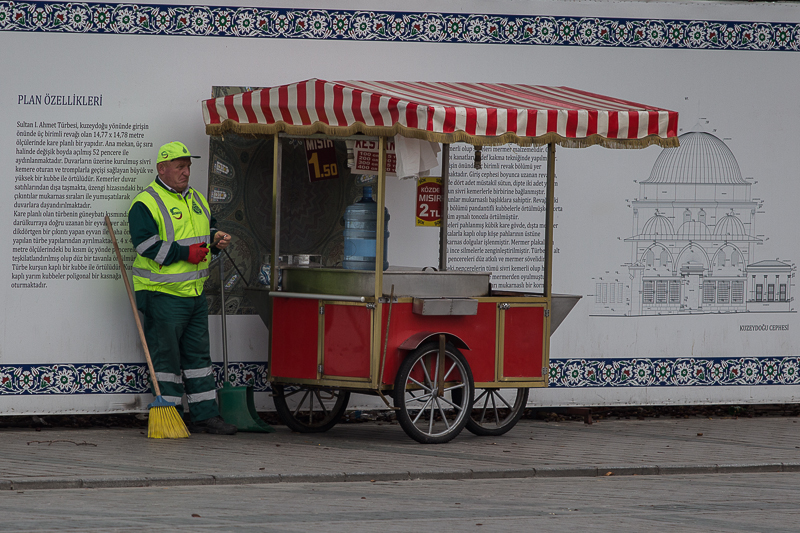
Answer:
[{"left": 203, "top": 79, "right": 678, "bottom": 148}]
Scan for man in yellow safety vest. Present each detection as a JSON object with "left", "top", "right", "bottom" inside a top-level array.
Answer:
[{"left": 128, "top": 141, "right": 237, "bottom": 435}]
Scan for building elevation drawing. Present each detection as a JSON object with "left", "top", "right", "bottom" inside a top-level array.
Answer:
[{"left": 592, "top": 130, "right": 794, "bottom": 316}]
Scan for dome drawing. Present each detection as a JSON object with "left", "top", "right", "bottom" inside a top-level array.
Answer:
[
  {"left": 676, "top": 220, "right": 711, "bottom": 240},
  {"left": 640, "top": 212, "right": 674, "bottom": 238},
  {"left": 642, "top": 131, "right": 746, "bottom": 185},
  {"left": 593, "top": 126, "right": 792, "bottom": 317},
  {"left": 714, "top": 213, "right": 748, "bottom": 238}
]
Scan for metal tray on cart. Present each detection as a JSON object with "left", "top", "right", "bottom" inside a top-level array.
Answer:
[{"left": 281, "top": 266, "right": 491, "bottom": 298}]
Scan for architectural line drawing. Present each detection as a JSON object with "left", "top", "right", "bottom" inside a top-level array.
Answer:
[{"left": 591, "top": 130, "right": 795, "bottom": 316}]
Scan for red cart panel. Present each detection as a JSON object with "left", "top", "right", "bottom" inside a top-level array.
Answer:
[
  {"left": 323, "top": 303, "right": 371, "bottom": 378},
  {"left": 501, "top": 305, "right": 545, "bottom": 378},
  {"left": 271, "top": 297, "right": 318, "bottom": 380},
  {"left": 381, "top": 302, "right": 498, "bottom": 384}
]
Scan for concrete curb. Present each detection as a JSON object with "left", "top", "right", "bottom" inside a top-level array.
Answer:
[{"left": 1, "top": 463, "right": 796, "bottom": 490}]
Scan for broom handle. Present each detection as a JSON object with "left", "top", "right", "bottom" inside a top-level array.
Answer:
[{"left": 105, "top": 215, "right": 162, "bottom": 397}]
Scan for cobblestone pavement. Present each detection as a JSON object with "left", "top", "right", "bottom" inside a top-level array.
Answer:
[{"left": 1, "top": 415, "right": 799, "bottom": 489}]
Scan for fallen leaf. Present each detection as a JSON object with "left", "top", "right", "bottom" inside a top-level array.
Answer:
[{"left": 605, "top": 472, "right": 613, "bottom": 476}]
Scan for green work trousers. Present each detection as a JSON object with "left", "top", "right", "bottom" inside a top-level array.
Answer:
[{"left": 136, "top": 291, "right": 219, "bottom": 422}]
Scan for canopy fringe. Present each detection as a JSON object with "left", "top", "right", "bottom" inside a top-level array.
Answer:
[{"left": 205, "top": 120, "right": 679, "bottom": 149}]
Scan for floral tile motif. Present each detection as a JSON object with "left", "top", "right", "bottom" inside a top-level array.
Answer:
[
  {"left": 1, "top": 357, "right": 798, "bottom": 393},
  {"left": 549, "top": 357, "right": 800, "bottom": 387},
  {"left": 0, "top": 362, "right": 269, "bottom": 394},
  {"left": 0, "top": 2, "right": 798, "bottom": 52}
]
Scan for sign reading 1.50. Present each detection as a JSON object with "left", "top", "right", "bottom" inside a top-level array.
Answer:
[{"left": 305, "top": 139, "right": 340, "bottom": 182}]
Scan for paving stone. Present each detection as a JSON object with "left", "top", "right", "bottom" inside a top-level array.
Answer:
[
  {"left": 410, "top": 469, "right": 473, "bottom": 481},
  {"left": 470, "top": 468, "right": 536, "bottom": 479},
  {"left": 657, "top": 464, "right": 718, "bottom": 475},
  {"left": 280, "top": 472, "right": 347, "bottom": 483},
  {"left": 716, "top": 463, "right": 783, "bottom": 474},
  {"left": 534, "top": 466, "right": 598, "bottom": 478},
  {"left": 0, "top": 417, "right": 799, "bottom": 490},
  {"left": 213, "top": 473, "right": 281, "bottom": 485},
  {"left": 80, "top": 476, "right": 150, "bottom": 489},
  {"left": 344, "top": 471, "right": 409, "bottom": 482},
  {"left": 11, "top": 478, "right": 82, "bottom": 490}
]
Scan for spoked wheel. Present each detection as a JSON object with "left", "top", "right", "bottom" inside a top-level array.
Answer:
[
  {"left": 393, "top": 341, "right": 474, "bottom": 444},
  {"left": 272, "top": 384, "right": 350, "bottom": 433},
  {"left": 461, "top": 387, "right": 529, "bottom": 436}
]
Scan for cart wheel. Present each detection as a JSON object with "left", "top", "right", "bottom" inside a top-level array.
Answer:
[
  {"left": 272, "top": 384, "right": 349, "bottom": 433},
  {"left": 459, "top": 388, "right": 529, "bottom": 436},
  {"left": 393, "top": 341, "right": 474, "bottom": 444}
]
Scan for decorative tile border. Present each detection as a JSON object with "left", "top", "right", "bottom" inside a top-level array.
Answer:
[
  {"left": 0, "top": 362, "right": 269, "bottom": 395},
  {"left": 1, "top": 2, "right": 798, "bottom": 52},
  {"left": 549, "top": 357, "right": 799, "bottom": 387},
  {"left": 2, "top": 357, "right": 799, "bottom": 394}
]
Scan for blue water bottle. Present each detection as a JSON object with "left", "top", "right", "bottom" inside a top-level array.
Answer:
[{"left": 343, "top": 186, "right": 390, "bottom": 271}]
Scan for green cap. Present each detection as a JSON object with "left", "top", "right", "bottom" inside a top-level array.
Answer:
[{"left": 157, "top": 141, "right": 200, "bottom": 164}]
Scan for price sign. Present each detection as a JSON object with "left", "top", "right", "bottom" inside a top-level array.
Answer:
[
  {"left": 352, "top": 139, "right": 396, "bottom": 176},
  {"left": 416, "top": 177, "right": 443, "bottom": 227},
  {"left": 305, "top": 139, "right": 339, "bottom": 182}
]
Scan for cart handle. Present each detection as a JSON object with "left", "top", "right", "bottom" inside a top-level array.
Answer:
[{"left": 268, "top": 291, "right": 367, "bottom": 303}]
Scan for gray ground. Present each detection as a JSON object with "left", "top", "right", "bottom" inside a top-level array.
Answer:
[
  {"left": 1, "top": 473, "right": 797, "bottom": 532},
  {"left": 1, "top": 415, "right": 799, "bottom": 531}
]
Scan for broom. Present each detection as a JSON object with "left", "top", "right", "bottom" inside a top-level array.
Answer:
[{"left": 105, "top": 215, "right": 190, "bottom": 439}]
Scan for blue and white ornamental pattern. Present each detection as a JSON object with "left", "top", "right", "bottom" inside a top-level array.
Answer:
[
  {"left": 1, "top": 358, "right": 798, "bottom": 393},
  {"left": 0, "top": 362, "right": 269, "bottom": 394},
  {"left": 0, "top": 2, "right": 798, "bottom": 52}
]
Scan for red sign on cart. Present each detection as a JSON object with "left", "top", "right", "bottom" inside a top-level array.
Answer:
[
  {"left": 305, "top": 139, "right": 339, "bottom": 182},
  {"left": 416, "top": 177, "right": 443, "bottom": 227},
  {"left": 352, "top": 139, "right": 396, "bottom": 176}
]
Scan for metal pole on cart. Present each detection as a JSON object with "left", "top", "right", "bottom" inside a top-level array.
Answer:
[
  {"left": 371, "top": 137, "right": 388, "bottom": 391},
  {"left": 267, "top": 133, "right": 282, "bottom": 370},
  {"left": 542, "top": 142, "right": 556, "bottom": 376},
  {"left": 438, "top": 144, "right": 450, "bottom": 271}
]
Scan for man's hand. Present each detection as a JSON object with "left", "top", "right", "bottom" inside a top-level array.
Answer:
[
  {"left": 187, "top": 242, "right": 209, "bottom": 264},
  {"left": 212, "top": 231, "right": 232, "bottom": 250}
]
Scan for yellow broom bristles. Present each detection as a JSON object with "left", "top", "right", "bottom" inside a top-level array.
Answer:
[{"left": 147, "top": 405, "right": 191, "bottom": 439}]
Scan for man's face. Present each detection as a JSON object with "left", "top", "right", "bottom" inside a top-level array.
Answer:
[{"left": 158, "top": 158, "right": 192, "bottom": 192}]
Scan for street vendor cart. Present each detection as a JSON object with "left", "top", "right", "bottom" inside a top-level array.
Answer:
[{"left": 203, "top": 80, "right": 678, "bottom": 443}]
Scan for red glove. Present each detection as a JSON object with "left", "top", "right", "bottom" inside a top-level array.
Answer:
[{"left": 187, "top": 243, "right": 209, "bottom": 264}]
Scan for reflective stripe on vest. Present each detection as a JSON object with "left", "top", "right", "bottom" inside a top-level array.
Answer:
[
  {"left": 193, "top": 190, "right": 211, "bottom": 220},
  {"left": 145, "top": 186, "right": 176, "bottom": 242},
  {"left": 135, "top": 234, "right": 160, "bottom": 255},
  {"left": 133, "top": 267, "right": 210, "bottom": 283}
]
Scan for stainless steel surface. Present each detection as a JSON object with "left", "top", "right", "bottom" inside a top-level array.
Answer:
[
  {"left": 283, "top": 254, "right": 321, "bottom": 267},
  {"left": 551, "top": 293, "right": 582, "bottom": 334},
  {"left": 269, "top": 291, "right": 366, "bottom": 303},
  {"left": 412, "top": 297, "right": 479, "bottom": 316},
  {"left": 281, "top": 266, "right": 490, "bottom": 298}
]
